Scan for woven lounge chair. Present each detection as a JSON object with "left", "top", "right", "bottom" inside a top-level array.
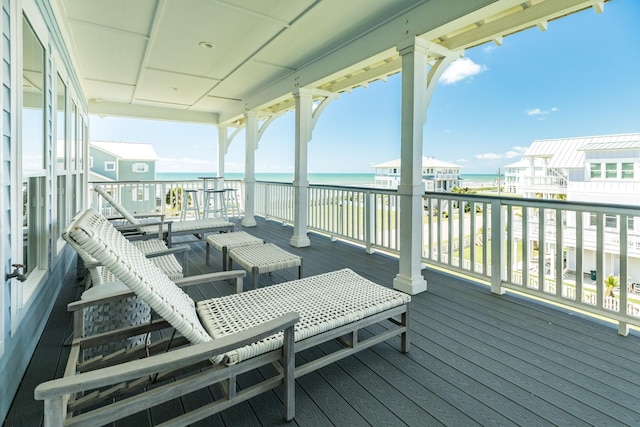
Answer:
[
  {"left": 36, "top": 208, "right": 410, "bottom": 425},
  {"left": 94, "top": 185, "right": 235, "bottom": 247},
  {"left": 70, "top": 225, "right": 190, "bottom": 357}
]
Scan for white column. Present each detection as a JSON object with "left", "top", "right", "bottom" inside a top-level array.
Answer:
[
  {"left": 393, "top": 38, "right": 428, "bottom": 295},
  {"left": 290, "top": 88, "right": 312, "bottom": 247},
  {"left": 242, "top": 111, "right": 257, "bottom": 227},
  {"left": 217, "top": 125, "right": 227, "bottom": 180}
]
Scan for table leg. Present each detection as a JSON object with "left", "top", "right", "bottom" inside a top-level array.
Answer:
[{"left": 252, "top": 267, "right": 259, "bottom": 290}]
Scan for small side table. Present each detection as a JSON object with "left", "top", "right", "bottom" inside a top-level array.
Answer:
[
  {"left": 229, "top": 243, "right": 302, "bottom": 290},
  {"left": 205, "top": 231, "right": 264, "bottom": 269}
]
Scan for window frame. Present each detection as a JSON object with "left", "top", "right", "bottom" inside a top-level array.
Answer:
[
  {"left": 11, "top": 9, "right": 50, "bottom": 334},
  {"left": 104, "top": 161, "right": 116, "bottom": 171},
  {"left": 132, "top": 162, "right": 149, "bottom": 173},
  {"left": 621, "top": 162, "right": 634, "bottom": 180},
  {"left": 605, "top": 162, "right": 617, "bottom": 179}
]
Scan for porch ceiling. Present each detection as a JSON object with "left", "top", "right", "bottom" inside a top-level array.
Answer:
[{"left": 52, "top": 0, "right": 605, "bottom": 125}]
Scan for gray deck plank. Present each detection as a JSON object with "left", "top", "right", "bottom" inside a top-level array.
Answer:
[{"left": 6, "top": 216, "right": 640, "bottom": 426}]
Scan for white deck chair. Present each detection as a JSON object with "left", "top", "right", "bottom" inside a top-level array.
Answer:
[
  {"left": 36, "top": 208, "right": 410, "bottom": 425},
  {"left": 94, "top": 185, "right": 234, "bottom": 246},
  {"left": 70, "top": 226, "right": 189, "bottom": 357}
]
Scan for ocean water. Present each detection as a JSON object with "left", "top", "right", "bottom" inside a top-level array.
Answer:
[{"left": 156, "top": 172, "right": 501, "bottom": 187}]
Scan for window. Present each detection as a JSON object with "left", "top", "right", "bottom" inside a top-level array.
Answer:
[
  {"left": 590, "top": 163, "right": 601, "bottom": 179},
  {"left": 605, "top": 163, "right": 617, "bottom": 179},
  {"left": 589, "top": 213, "right": 635, "bottom": 231},
  {"left": 21, "top": 15, "right": 46, "bottom": 282},
  {"left": 622, "top": 163, "right": 634, "bottom": 179},
  {"left": 89, "top": 156, "right": 94, "bottom": 168},
  {"left": 132, "top": 162, "right": 149, "bottom": 173},
  {"left": 590, "top": 213, "right": 623, "bottom": 229},
  {"left": 105, "top": 161, "right": 116, "bottom": 171}
]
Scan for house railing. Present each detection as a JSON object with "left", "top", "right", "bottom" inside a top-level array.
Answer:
[
  {"left": 523, "top": 176, "right": 567, "bottom": 188},
  {"left": 89, "top": 179, "right": 640, "bottom": 334}
]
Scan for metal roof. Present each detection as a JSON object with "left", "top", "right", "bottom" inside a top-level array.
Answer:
[
  {"left": 90, "top": 140, "right": 159, "bottom": 160},
  {"left": 578, "top": 133, "right": 640, "bottom": 151},
  {"left": 525, "top": 137, "right": 588, "bottom": 169},
  {"left": 526, "top": 133, "right": 640, "bottom": 168},
  {"left": 503, "top": 158, "right": 529, "bottom": 169}
]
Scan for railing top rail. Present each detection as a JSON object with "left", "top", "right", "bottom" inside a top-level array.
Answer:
[
  {"left": 88, "top": 179, "right": 202, "bottom": 184},
  {"left": 499, "top": 197, "right": 640, "bottom": 214},
  {"left": 423, "top": 191, "right": 640, "bottom": 215}
]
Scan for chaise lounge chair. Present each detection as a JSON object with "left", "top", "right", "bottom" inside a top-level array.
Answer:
[
  {"left": 35, "top": 208, "right": 410, "bottom": 426},
  {"left": 94, "top": 185, "right": 235, "bottom": 247}
]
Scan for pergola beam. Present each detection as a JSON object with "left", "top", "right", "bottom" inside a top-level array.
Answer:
[{"left": 440, "top": 0, "right": 604, "bottom": 51}]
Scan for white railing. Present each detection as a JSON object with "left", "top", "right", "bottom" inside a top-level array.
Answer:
[
  {"left": 253, "top": 182, "right": 399, "bottom": 253},
  {"left": 421, "top": 192, "right": 640, "bottom": 332},
  {"left": 89, "top": 179, "right": 245, "bottom": 220},
  {"left": 523, "top": 176, "right": 567, "bottom": 187},
  {"left": 90, "top": 179, "right": 640, "bottom": 333}
]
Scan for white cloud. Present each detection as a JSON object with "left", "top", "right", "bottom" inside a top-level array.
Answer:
[
  {"left": 455, "top": 158, "right": 469, "bottom": 163},
  {"left": 483, "top": 45, "right": 497, "bottom": 53},
  {"left": 524, "top": 107, "right": 558, "bottom": 116},
  {"left": 473, "top": 146, "right": 527, "bottom": 160},
  {"left": 439, "top": 58, "right": 487, "bottom": 85}
]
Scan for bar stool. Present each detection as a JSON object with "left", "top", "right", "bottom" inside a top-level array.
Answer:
[
  {"left": 203, "top": 189, "right": 227, "bottom": 219},
  {"left": 224, "top": 188, "right": 240, "bottom": 219},
  {"left": 180, "top": 189, "right": 200, "bottom": 220}
]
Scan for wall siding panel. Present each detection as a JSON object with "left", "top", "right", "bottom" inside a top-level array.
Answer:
[{"left": 0, "top": 0, "right": 86, "bottom": 421}]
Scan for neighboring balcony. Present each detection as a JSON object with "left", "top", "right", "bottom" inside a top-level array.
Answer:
[{"left": 521, "top": 175, "right": 567, "bottom": 196}]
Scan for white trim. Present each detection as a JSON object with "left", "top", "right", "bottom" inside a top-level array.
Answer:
[
  {"left": 11, "top": 6, "right": 50, "bottom": 333},
  {"left": 0, "top": 0, "right": 5, "bottom": 357},
  {"left": 104, "top": 161, "right": 116, "bottom": 171},
  {"left": 132, "top": 162, "right": 149, "bottom": 173}
]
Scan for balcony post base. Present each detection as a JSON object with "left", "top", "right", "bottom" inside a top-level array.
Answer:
[
  {"left": 393, "top": 274, "right": 427, "bottom": 295},
  {"left": 290, "top": 234, "right": 310, "bottom": 248}
]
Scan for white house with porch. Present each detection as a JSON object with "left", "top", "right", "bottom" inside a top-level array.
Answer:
[
  {"left": 501, "top": 133, "right": 640, "bottom": 288},
  {"left": 373, "top": 157, "right": 462, "bottom": 192}
]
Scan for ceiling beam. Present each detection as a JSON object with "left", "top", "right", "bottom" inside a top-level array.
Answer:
[
  {"left": 131, "top": 0, "right": 167, "bottom": 103},
  {"left": 439, "top": 0, "right": 602, "bottom": 51},
  {"left": 89, "top": 100, "right": 218, "bottom": 124}
]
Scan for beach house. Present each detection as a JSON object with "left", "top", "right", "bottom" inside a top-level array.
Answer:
[
  {"left": 5, "top": 1, "right": 638, "bottom": 425},
  {"left": 89, "top": 140, "right": 158, "bottom": 182},
  {"left": 501, "top": 132, "right": 640, "bottom": 291},
  {"left": 503, "top": 158, "right": 529, "bottom": 194},
  {"left": 373, "top": 156, "right": 462, "bottom": 191},
  {"left": 89, "top": 140, "right": 159, "bottom": 213}
]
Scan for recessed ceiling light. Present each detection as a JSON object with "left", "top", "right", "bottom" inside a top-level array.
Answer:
[{"left": 199, "top": 41, "right": 215, "bottom": 49}]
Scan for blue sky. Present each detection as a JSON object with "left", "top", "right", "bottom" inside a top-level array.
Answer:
[{"left": 90, "top": 0, "right": 640, "bottom": 175}]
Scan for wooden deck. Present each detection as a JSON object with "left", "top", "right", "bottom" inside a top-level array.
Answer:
[{"left": 6, "top": 216, "right": 640, "bottom": 426}]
